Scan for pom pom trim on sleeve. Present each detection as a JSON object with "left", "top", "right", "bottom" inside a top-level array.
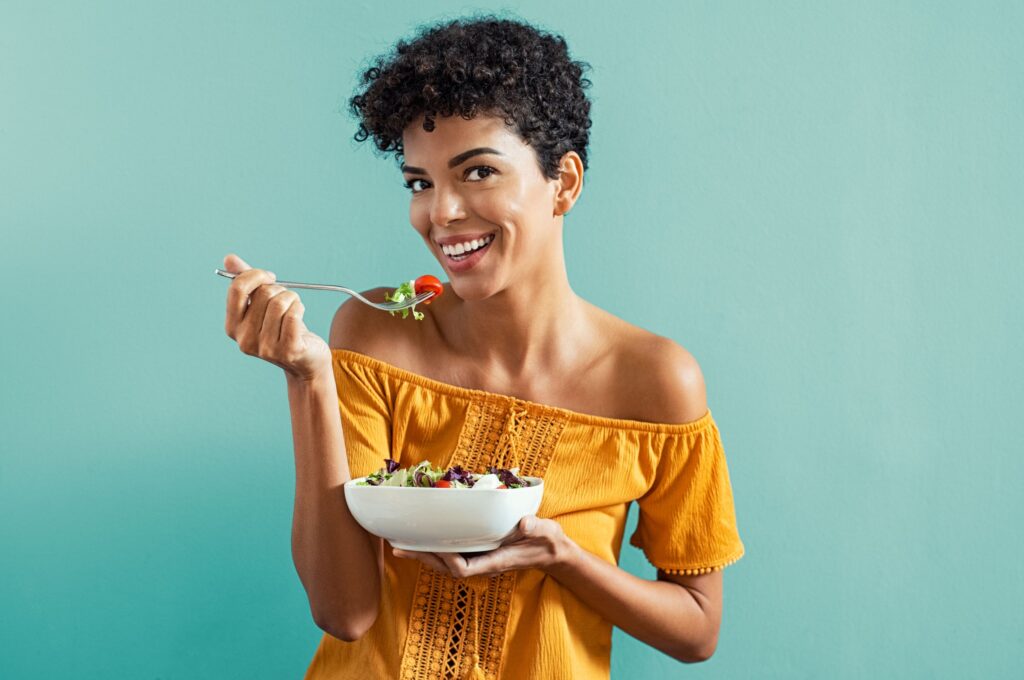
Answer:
[{"left": 646, "top": 547, "right": 746, "bottom": 576}]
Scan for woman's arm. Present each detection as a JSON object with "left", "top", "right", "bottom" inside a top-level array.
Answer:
[
  {"left": 287, "top": 369, "right": 382, "bottom": 642},
  {"left": 548, "top": 536, "right": 721, "bottom": 662},
  {"left": 393, "top": 518, "right": 720, "bottom": 663},
  {"left": 221, "top": 253, "right": 382, "bottom": 641}
]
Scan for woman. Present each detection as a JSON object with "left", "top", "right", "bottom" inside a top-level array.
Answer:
[{"left": 223, "top": 16, "right": 744, "bottom": 680}]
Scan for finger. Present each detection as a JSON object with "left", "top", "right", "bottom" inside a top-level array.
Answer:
[
  {"left": 408, "top": 551, "right": 451, "bottom": 576},
  {"left": 225, "top": 268, "right": 276, "bottom": 339},
  {"left": 437, "top": 552, "right": 474, "bottom": 578},
  {"left": 499, "top": 515, "right": 537, "bottom": 546},
  {"left": 261, "top": 290, "right": 300, "bottom": 351},
  {"left": 393, "top": 548, "right": 451, "bottom": 576},
  {"left": 223, "top": 253, "right": 252, "bottom": 274},
  {"left": 450, "top": 550, "right": 500, "bottom": 578},
  {"left": 236, "top": 283, "right": 286, "bottom": 353},
  {"left": 280, "top": 299, "right": 306, "bottom": 346}
]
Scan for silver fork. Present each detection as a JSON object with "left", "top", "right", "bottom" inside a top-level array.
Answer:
[{"left": 214, "top": 269, "right": 435, "bottom": 311}]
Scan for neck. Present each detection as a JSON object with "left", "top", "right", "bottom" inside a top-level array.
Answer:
[{"left": 448, "top": 246, "right": 592, "bottom": 382}]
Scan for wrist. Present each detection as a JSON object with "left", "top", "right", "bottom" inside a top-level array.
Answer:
[
  {"left": 285, "top": 364, "right": 334, "bottom": 391},
  {"left": 545, "top": 531, "right": 583, "bottom": 579}
]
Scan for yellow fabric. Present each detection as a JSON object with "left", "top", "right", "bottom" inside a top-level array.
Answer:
[{"left": 304, "top": 349, "right": 745, "bottom": 680}]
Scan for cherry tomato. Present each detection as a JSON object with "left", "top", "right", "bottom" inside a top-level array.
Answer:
[
  {"left": 496, "top": 484, "right": 507, "bottom": 489},
  {"left": 435, "top": 480, "right": 452, "bottom": 488},
  {"left": 414, "top": 275, "right": 443, "bottom": 304}
]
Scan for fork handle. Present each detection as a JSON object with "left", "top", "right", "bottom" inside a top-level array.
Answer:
[{"left": 213, "top": 268, "right": 356, "bottom": 295}]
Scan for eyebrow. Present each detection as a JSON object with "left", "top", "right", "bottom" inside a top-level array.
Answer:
[{"left": 401, "top": 147, "right": 504, "bottom": 175}]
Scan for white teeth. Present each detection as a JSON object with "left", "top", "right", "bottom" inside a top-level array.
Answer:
[{"left": 441, "top": 234, "right": 494, "bottom": 257}]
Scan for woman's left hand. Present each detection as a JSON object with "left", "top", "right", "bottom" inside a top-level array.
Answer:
[{"left": 391, "top": 516, "right": 573, "bottom": 579}]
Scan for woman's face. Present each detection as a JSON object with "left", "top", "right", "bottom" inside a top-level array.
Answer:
[{"left": 401, "top": 113, "right": 561, "bottom": 301}]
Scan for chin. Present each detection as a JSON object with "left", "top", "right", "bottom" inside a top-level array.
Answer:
[{"left": 447, "top": 278, "right": 497, "bottom": 302}]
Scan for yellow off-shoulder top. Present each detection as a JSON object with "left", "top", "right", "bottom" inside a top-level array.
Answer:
[{"left": 303, "top": 349, "right": 745, "bottom": 680}]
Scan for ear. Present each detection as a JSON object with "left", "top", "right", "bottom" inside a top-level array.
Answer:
[{"left": 551, "top": 151, "right": 584, "bottom": 217}]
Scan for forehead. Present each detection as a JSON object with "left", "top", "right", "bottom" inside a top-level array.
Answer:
[{"left": 401, "top": 113, "right": 527, "bottom": 162}]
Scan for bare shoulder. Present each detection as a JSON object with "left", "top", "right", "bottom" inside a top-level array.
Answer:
[
  {"left": 608, "top": 321, "right": 709, "bottom": 425},
  {"left": 328, "top": 287, "right": 421, "bottom": 362}
]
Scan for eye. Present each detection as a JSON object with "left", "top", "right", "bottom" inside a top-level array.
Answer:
[
  {"left": 466, "top": 166, "right": 496, "bottom": 181},
  {"left": 403, "top": 178, "right": 429, "bottom": 194}
]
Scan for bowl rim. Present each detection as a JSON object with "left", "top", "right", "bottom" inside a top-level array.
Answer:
[{"left": 344, "top": 474, "right": 544, "bottom": 490}]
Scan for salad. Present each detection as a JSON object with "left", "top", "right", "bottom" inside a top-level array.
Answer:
[
  {"left": 357, "top": 458, "right": 534, "bottom": 489},
  {"left": 385, "top": 275, "right": 443, "bottom": 320}
]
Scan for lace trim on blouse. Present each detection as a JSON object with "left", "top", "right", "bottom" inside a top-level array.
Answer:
[{"left": 398, "top": 398, "right": 567, "bottom": 680}]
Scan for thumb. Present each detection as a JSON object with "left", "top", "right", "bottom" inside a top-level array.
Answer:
[
  {"left": 499, "top": 515, "right": 535, "bottom": 547},
  {"left": 223, "top": 252, "right": 252, "bottom": 274}
]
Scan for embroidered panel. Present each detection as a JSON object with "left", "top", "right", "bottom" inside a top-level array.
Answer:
[{"left": 398, "top": 398, "right": 566, "bottom": 680}]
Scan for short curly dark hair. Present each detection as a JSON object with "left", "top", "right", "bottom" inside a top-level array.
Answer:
[{"left": 349, "top": 15, "right": 593, "bottom": 180}]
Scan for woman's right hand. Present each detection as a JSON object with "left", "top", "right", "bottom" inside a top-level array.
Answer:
[{"left": 222, "top": 253, "right": 332, "bottom": 382}]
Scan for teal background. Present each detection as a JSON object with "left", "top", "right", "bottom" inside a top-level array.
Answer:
[{"left": 2, "top": 1, "right": 1021, "bottom": 677}]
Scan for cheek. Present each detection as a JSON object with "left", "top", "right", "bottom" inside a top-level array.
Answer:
[
  {"left": 474, "top": 182, "right": 533, "bottom": 229},
  {"left": 410, "top": 201, "right": 430, "bottom": 235},
  {"left": 491, "top": 185, "right": 551, "bottom": 239}
]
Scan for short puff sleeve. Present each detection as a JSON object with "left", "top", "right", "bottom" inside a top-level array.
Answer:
[
  {"left": 629, "top": 413, "right": 745, "bottom": 575},
  {"left": 332, "top": 351, "right": 394, "bottom": 478}
]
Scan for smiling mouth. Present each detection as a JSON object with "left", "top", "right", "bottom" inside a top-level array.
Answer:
[{"left": 440, "top": 233, "right": 496, "bottom": 261}]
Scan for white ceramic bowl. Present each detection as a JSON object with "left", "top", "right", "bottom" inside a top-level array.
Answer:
[{"left": 344, "top": 476, "right": 544, "bottom": 552}]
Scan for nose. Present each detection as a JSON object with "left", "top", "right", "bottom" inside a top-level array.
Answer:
[{"left": 429, "top": 185, "right": 467, "bottom": 229}]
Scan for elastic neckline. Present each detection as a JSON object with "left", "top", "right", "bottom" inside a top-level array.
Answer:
[{"left": 332, "top": 348, "right": 714, "bottom": 435}]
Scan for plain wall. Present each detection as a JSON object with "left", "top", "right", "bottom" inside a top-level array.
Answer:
[{"left": 2, "top": 1, "right": 1021, "bottom": 677}]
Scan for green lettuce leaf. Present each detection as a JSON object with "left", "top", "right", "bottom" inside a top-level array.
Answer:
[{"left": 385, "top": 279, "right": 426, "bottom": 321}]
